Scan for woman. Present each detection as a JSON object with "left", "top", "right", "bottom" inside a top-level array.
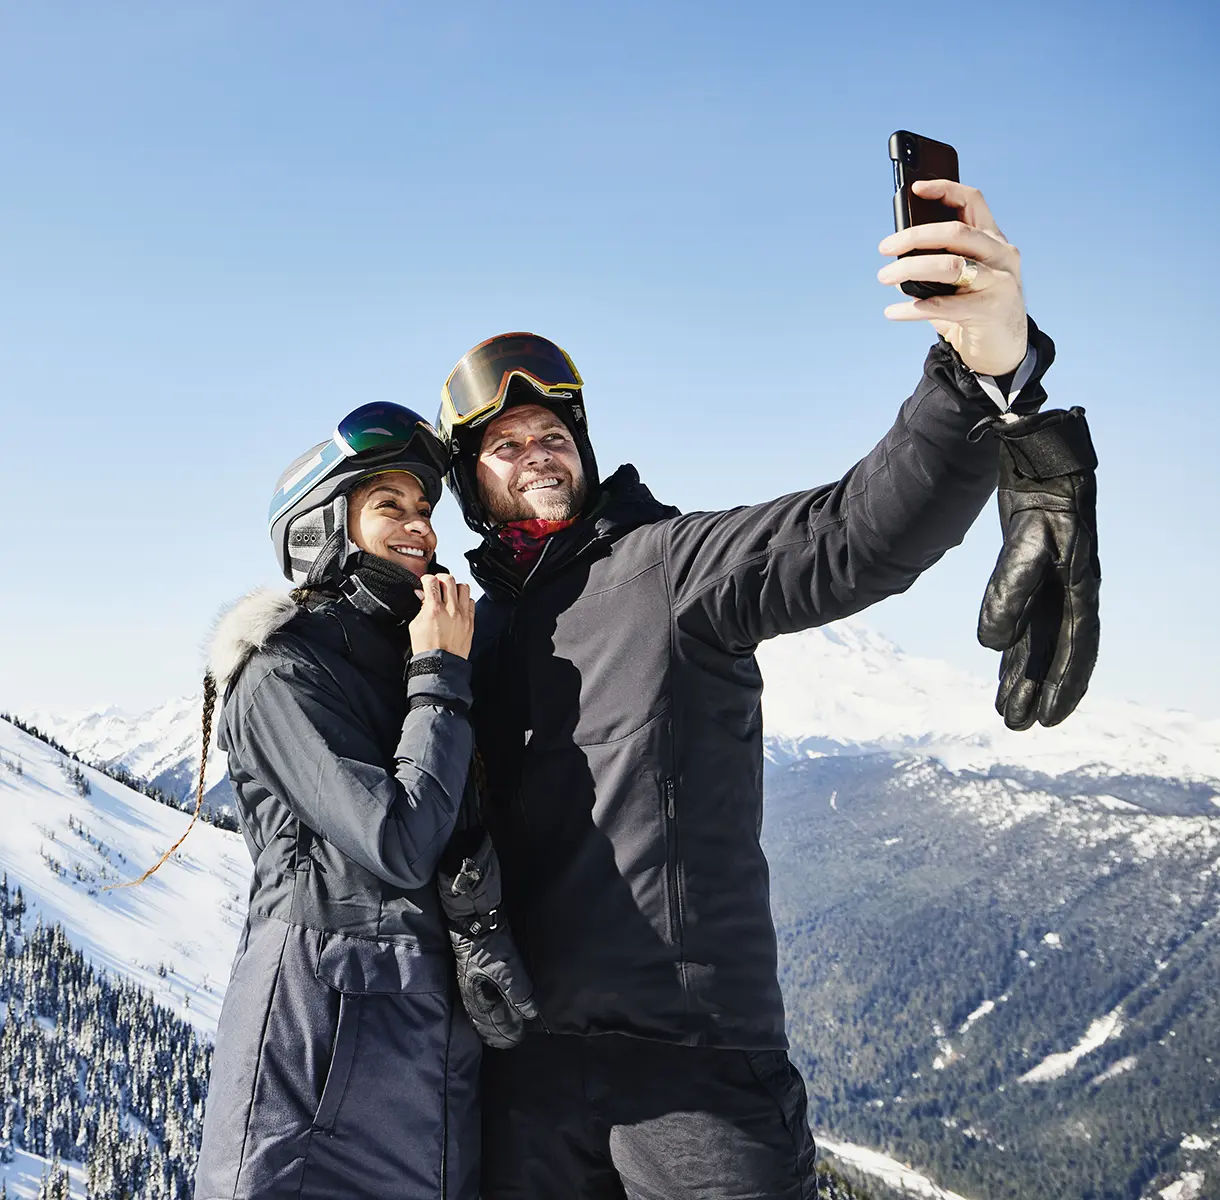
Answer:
[{"left": 192, "top": 403, "right": 531, "bottom": 1200}]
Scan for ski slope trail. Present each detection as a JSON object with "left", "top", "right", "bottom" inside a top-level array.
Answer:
[{"left": 0, "top": 716, "right": 247, "bottom": 1037}]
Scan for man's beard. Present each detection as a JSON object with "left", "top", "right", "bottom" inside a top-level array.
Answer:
[{"left": 483, "top": 470, "right": 588, "bottom": 524}]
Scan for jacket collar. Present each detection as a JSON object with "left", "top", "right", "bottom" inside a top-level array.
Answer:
[
  {"left": 208, "top": 589, "right": 300, "bottom": 691},
  {"left": 207, "top": 587, "right": 409, "bottom": 693}
]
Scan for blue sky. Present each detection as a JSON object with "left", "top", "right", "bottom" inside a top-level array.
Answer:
[{"left": 1, "top": 0, "right": 1217, "bottom": 718}]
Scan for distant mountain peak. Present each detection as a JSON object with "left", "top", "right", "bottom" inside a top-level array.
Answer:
[
  {"left": 756, "top": 621, "right": 1220, "bottom": 783},
  {"left": 28, "top": 619, "right": 1220, "bottom": 801}
]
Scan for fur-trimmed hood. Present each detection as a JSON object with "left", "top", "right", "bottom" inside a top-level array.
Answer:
[{"left": 207, "top": 588, "right": 301, "bottom": 690}]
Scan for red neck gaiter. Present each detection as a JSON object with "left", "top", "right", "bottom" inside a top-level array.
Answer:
[{"left": 496, "top": 517, "right": 578, "bottom": 572}]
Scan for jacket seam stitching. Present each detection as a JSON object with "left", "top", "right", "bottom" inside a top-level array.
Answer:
[
  {"left": 660, "top": 524, "right": 690, "bottom": 1013},
  {"left": 231, "top": 654, "right": 347, "bottom": 728},
  {"left": 569, "top": 708, "right": 669, "bottom": 749},
  {"left": 232, "top": 917, "right": 292, "bottom": 1196},
  {"left": 672, "top": 520, "right": 847, "bottom": 615},
  {"left": 558, "top": 557, "right": 664, "bottom": 600},
  {"left": 667, "top": 373, "right": 978, "bottom": 615},
  {"left": 241, "top": 911, "right": 447, "bottom": 950}
]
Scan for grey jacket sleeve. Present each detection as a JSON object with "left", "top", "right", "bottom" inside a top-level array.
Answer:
[
  {"left": 665, "top": 326, "right": 1054, "bottom": 653},
  {"left": 228, "top": 649, "right": 474, "bottom": 890}
]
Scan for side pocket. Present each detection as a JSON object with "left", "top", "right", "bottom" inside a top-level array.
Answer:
[
  {"left": 313, "top": 993, "right": 361, "bottom": 1133},
  {"left": 744, "top": 1051, "right": 817, "bottom": 1195},
  {"left": 309, "top": 931, "right": 449, "bottom": 1134}
]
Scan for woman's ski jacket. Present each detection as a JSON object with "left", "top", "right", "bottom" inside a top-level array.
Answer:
[{"left": 193, "top": 590, "right": 479, "bottom": 1200}]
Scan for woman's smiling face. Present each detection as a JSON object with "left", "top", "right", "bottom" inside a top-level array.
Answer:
[{"left": 346, "top": 471, "right": 437, "bottom": 569}]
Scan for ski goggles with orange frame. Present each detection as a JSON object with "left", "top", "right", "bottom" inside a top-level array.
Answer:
[{"left": 438, "top": 333, "right": 583, "bottom": 437}]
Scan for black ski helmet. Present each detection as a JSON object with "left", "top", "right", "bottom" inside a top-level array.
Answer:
[
  {"left": 269, "top": 402, "right": 448, "bottom": 586},
  {"left": 437, "top": 333, "right": 599, "bottom": 534}
]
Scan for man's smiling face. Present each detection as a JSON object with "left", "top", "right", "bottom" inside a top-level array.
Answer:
[{"left": 476, "top": 403, "right": 587, "bottom": 524}]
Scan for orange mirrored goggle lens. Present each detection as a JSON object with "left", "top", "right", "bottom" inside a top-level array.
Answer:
[{"left": 443, "top": 333, "right": 582, "bottom": 427}]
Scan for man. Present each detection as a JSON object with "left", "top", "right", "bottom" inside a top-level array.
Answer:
[{"left": 437, "top": 181, "right": 1053, "bottom": 1199}]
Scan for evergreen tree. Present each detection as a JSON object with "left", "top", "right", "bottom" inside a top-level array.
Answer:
[{"left": 1, "top": 877, "right": 211, "bottom": 1196}]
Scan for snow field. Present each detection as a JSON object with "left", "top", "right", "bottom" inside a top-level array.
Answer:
[
  {"left": 1018, "top": 1008, "right": 1125, "bottom": 1083},
  {"left": 0, "top": 1144, "right": 87, "bottom": 1200},
  {"left": 817, "top": 1135, "right": 977, "bottom": 1200},
  {"left": 0, "top": 718, "right": 248, "bottom": 1037}
]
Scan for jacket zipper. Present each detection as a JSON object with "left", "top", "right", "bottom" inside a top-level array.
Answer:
[{"left": 664, "top": 776, "right": 683, "bottom": 947}]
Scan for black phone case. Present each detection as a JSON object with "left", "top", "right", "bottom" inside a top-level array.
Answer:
[{"left": 889, "top": 130, "right": 960, "bottom": 299}]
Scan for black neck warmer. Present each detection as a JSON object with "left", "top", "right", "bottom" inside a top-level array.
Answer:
[{"left": 339, "top": 552, "right": 425, "bottom": 639}]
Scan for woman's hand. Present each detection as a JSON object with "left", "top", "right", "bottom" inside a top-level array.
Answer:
[
  {"left": 408, "top": 574, "right": 475, "bottom": 659},
  {"left": 877, "top": 180, "right": 1028, "bottom": 377}
]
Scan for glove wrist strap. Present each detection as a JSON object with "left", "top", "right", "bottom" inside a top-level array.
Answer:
[
  {"left": 450, "top": 908, "right": 502, "bottom": 938},
  {"left": 968, "top": 406, "right": 1097, "bottom": 480}
]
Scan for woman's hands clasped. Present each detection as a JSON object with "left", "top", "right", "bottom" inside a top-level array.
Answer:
[
  {"left": 409, "top": 574, "right": 475, "bottom": 659},
  {"left": 878, "top": 179, "right": 1028, "bottom": 377}
]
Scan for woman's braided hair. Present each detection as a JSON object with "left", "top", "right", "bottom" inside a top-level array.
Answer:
[{"left": 106, "top": 672, "right": 217, "bottom": 890}]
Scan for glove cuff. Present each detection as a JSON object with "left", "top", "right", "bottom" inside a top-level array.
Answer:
[
  {"left": 969, "top": 406, "right": 1097, "bottom": 480},
  {"left": 438, "top": 832, "right": 504, "bottom": 936}
]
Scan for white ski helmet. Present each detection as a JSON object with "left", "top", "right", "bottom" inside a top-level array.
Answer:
[{"left": 268, "top": 402, "right": 448, "bottom": 586}]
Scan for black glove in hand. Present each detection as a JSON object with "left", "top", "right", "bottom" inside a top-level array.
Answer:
[
  {"left": 438, "top": 833, "right": 537, "bottom": 1049},
  {"left": 971, "top": 406, "right": 1100, "bottom": 730}
]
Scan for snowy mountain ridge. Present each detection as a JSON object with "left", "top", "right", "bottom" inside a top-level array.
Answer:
[
  {"left": 31, "top": 620, "right": 1220, "bottom": 798},
  {"left": 27, "top": 692, "right": 229, "bottom": 805},
  {"left": 755, "top": 622, "right": 1220, "bottom": 780}
]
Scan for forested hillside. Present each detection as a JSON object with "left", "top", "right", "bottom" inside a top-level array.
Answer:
[
  {"left": 766, "top": 754, "right": 1220, "bottom": 1199},
  {"left": 0, "top": 879, "right": 210, "bottom": 1198}
]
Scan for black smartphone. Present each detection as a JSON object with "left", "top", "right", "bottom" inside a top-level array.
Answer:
[{"left": 889, "top": 130, "right": 960, "bottom": 299}]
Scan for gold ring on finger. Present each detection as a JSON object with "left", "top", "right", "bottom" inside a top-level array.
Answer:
[{"left": 953, "top": 257, "right": 980, "bottom": 290}]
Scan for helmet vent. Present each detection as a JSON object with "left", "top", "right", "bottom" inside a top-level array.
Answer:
[{"left": 289, "top": 527, "right": 325, "bottom": 548}]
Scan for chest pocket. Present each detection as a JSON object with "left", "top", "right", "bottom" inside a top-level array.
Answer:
[{"left": 533, "top": 560, "right": 671, "bottom": 747}]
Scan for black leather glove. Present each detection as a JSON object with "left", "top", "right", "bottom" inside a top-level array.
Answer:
[
  {"left": 437, "top": 832, "right": 537, "bottom": 1048},
  {"left": 970, "top": 406, "right": 1100, "bottom": 730}
]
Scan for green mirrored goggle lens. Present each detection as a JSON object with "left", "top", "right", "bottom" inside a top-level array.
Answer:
[{"left": 336, "top": 402, "right": 434, "bottom": 455}]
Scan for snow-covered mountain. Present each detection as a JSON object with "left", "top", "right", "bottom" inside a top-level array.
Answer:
[
  {"left": 33, "top": 620, "right": 1220, "bottom": 800},
  {"left": 28, "top": 693, "right": 229, "bottom": 807},
  {"left": 0, "top": 717, "right": 246, "bottom": 1039},
  {"left": 755, "top": 622, "right": 1220, "bottom": 780}
]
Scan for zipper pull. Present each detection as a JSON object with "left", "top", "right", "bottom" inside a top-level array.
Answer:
[{"left": 665, "top": 777, "right": 675, "bottom": 818}]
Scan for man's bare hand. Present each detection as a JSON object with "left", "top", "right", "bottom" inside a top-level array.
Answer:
[
  {"left": 877, "top": 180, "right": 1028, "bottom": 376},
  {"left": 409, "top": 574, "right": 475, "bottom": 659}
]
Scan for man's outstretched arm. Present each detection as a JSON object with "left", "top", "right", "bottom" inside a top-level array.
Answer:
[{"left": 664, "top": 181, "right": 1054, "bottom": 652}]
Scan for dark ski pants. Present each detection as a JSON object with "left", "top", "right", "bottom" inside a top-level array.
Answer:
[{"left": 481, "top": 1033, "right": 818, "bottom": 1200}]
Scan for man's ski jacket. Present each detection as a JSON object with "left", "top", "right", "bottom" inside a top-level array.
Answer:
[{"left": 467, "top": 332, "right": 1053, "bottom": 1050}]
